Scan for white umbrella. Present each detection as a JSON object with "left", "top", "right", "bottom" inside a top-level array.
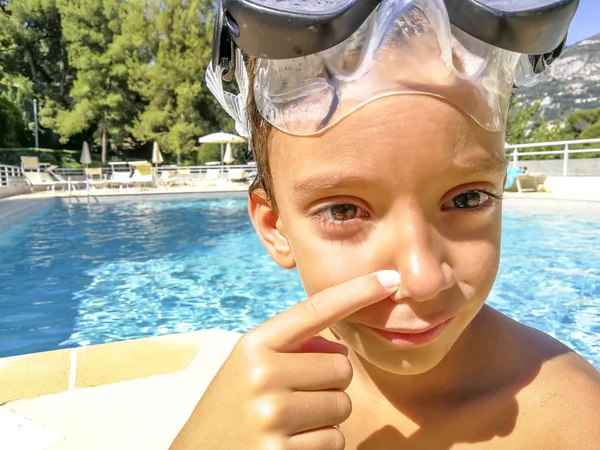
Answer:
[
  {"left": 152, "top": 141, "right": 164, "bottom": 165},
  {"left": 198, "top": 132, "right": 246, "bottom": 164},
  {"left": 223, "top": 143, "right": 235, "bottom": 164},
  {"left": 80, "top": 141, "right": 92, "bottom": 167}
]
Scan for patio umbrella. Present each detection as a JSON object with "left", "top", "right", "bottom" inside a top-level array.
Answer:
[
  {"left": 152, "top": 141, "right": 164, "bottom": 166},
  {"left": 80, "top": 141, "right": 92, "bottom": 167},
  {"left": 198, "top": 132, "right": 246, "bottom": 164},
  {"left": 223, "top": 143, "right": 235, "bottom": 164}
]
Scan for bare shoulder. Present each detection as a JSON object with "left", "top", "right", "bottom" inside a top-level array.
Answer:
[{"left": 493, "top": 310, "right": 600, "bottom": 449}]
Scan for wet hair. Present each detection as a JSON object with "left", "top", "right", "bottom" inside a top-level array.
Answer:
[
  {"left": 247, "top": 57, "right": 276, "bottom": 206},
  {"left": 245, "top": 6, "right": 433, "bottom": 206}
]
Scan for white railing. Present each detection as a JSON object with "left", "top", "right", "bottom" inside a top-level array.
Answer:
[
  {"left": 52, "top": 163, "right": 257, "bottom": 181},
  {"left": 3, "top": 139, "right": 600, "bottom": 189},
  {"left": 505, "top": 138, "right": 600, "bottom": 177},
  {"left": 0, "top": 164, "right": 23, "bottom": 187}
]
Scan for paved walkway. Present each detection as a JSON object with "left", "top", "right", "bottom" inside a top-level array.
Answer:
[{"left": 1, "top": 330, "right": 241, "bottom": 450}]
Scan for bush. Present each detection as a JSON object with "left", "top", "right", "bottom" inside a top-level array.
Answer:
[
  {"left": 37, "top": 153, "right": 58, "bottom": 165},
  {"left": 0, "top": 97, "right": 28, "bottom": 148},
  {"left": 196, "top": 143, "right": 222, "bottom": 165},
  {"left": 60, "top": 155, "right": 81, "bottom": 168},
  {"left": 0, "top": 148, "right": 78, "bottom": 167},
  {"left": 89, "top": 160, "right": 108, "bottom": 168}
]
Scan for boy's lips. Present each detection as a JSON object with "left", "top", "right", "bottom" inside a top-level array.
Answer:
[{"left": 361, "top": 317, "right": 453, "bottom": 346}]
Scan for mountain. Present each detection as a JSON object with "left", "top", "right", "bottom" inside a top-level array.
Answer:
[{"left": 513, "top": 33, "right": 600, "bottom": 120}]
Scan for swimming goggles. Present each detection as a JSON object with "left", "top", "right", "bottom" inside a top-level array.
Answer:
[{"left": 207, "top": 0, "right": 578, "bottom": 137}]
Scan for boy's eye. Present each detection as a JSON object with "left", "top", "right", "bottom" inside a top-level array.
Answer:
[
  {"left": 442, "top": 189, "right": 499, "bottom": 211},
  {"left": 452, "top": 191, "right": 489, "bottom": 209},
  {"left": 316, "top": 203, "right": 367, "bottom": 224},
  {"left": 328, "top": 204, "right": 359, "bottom": 221}
]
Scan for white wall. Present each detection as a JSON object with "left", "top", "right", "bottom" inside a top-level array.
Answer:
[
  {"left": 543, "top": 176, "right": 600, "bottom": 200},
  {"left": 514, "top": 158, "right": 600, "bottom": 176}
]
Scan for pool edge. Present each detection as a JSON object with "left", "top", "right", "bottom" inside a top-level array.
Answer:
[
  {"left": 0, "top": 329, "right": 241, "bottom": 404},
  {"left": 0, "top": 197, "right": 60, "bottom": 234}
]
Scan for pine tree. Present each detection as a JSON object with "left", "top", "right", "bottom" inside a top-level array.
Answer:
[
  {"left": 0, "top": 0, "right": 72, "bottom": 122},
  {"left": 127, "top": 0, "right": 223, "bottom": 164},
  {"left": 40, "top": 0, "right": 139, "bottom": 162}
]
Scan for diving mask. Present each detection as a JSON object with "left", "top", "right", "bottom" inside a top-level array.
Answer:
[{"left": 207, "top": 0, "right": 578, "bottom": 137}]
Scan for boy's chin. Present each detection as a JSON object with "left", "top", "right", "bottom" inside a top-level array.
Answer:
[{"left": 331, "top": 323, "right": 456, "bottom": 376}]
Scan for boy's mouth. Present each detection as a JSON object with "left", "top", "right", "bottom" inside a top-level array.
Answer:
[{"left": 362, "top": 318, "right": 453, "bottom": 346}]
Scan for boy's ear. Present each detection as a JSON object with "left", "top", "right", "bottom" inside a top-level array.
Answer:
[{"left": 248, "top": 191, "right": 296, "bottom": 269}]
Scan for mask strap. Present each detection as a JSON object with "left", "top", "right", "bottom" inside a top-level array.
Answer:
[{"left": 205, "top": 48, "right": 251, "bottom": 138}]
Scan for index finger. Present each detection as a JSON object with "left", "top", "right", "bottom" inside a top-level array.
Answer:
[{"left": 254, "top": 270, "right": 401, "bottom": 352}]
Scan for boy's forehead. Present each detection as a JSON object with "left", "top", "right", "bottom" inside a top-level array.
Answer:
[{"left": 270, "top": 95, "right": 506, "bottom": 186}]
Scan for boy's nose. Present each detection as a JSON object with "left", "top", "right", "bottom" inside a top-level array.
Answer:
[{"left": 386, "top": 216, "right": 456, "bottom": 303}]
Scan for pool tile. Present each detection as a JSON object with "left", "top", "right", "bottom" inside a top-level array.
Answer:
[
  {"left": 0, "top": 349, "right": 71, "bottom": 403},
  {"left": 74, "top": 336, "right": 202, "bottom": 388}
]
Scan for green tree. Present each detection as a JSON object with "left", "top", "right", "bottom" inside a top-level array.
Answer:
[
  {"left": 40, "top": 0, "right": 139, "bottom": 162},
  {"left": 506, "top": 99, "right": 542, "bottom": 145},
  {"left": 567, "top": 109, "right": 600, "bottom": 133},
  {"left": 580, "top": 120, "right": 600, "bottom": 140},
  {"left": 127, "top": 0, "right": 224, "bottom": 164},
  {"left": 0, "top": 95, "right": 28, "bottom": 147},
  {"left": 507, "top": 99, "right": 600, "bottom": 159},
  {"left": 0, "top": 0, "right": 72, "bottom": 105}
]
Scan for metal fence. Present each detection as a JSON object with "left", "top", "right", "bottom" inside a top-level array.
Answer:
[
  {"left": 0, "top": 163, "right": 257, "bottom": 190},
  {"left": 0, "top": 164, "right": 23, "bottom": 187},
  {"left": 51, "top": 163, "right": 256, "bottom": 181},
  {"left": 2, "top": 138, "right": 600, "bottom": 190}
]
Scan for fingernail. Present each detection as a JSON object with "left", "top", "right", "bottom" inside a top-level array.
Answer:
[{"left": 377, "top": 270, "right": 401, "bottom": 289}]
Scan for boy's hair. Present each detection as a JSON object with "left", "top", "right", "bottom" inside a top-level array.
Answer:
[{"left": 247, "top": 57, "right": 276, "bottom": 205}]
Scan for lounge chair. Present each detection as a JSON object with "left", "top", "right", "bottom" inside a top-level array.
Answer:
[
  {"left": 129, "top": 161, "right": 155, "bottom": 189},
  {"left": 175, "top": 168, "right": 193, "bottom": 186},
  {"left": 84, "top": 168, "right": 107, "bottom": 190},
  {"left": 157, "top": 169, "right": 177, "bottom": 187},
  {"left": 505, "top": 167, "right": 546, "bottom": 193},
  {"left": 46, "top": 165, "right": 84, "bottom": 190},
  {"left": 227, "top": 168, "right": 247, "bottom": 182},
  {"left": 20, "top": 157, "right": 75, "bottom": 191},
  {"left": 22, "top": 172, "right": 69, "bottom": 191},
  {"left": 203, "top": 167, "right": 222, "bottom": 186},
  {"left": 21, "top": 156, "right": 42, "bottom": 173},
  {"left": 107, "top": 169, "right": 132, "bottom": 190}
]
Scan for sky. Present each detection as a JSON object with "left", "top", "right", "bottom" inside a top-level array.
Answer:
[{"left": 566, "top": 0, "right": 600, "bottom": 45}]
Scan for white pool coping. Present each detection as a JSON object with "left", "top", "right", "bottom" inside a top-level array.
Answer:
[{"left": 1, "top": 330, "right": 241, "bottom": 450}]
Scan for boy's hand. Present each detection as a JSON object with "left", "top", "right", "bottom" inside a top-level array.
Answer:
[{"left": 170, "top": 270, "right": 401, "bottom": 450}]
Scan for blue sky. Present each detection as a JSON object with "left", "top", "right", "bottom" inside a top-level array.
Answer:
[{"left": 566, "top": 0, "right": 600, "bottom": 45}]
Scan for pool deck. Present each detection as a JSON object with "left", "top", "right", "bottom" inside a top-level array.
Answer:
[
  {"left": 1, "top": 182, "right": 250, "bottom": 202},
  {"left": 0, "top": 330, "right": 241, "bottom": 449}
]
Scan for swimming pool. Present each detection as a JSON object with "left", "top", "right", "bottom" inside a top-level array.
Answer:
[{"left": 0, "top": 197, "right": 598, "bottom": 369}]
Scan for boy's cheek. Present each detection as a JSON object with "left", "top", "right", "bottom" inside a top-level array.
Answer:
[
  {"left": 292, "top": 239, "right": 379, "bottom": 297},
  {"left": 293, "top": 236, "right": 500, "bottom": 302}
]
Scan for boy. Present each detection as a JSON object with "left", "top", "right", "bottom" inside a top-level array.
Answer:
[{"left": 173, "top": 1, "right": 599, "bottom": 448}]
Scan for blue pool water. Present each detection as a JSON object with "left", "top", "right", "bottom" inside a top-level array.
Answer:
[{"left": 0, "top": 198, "right": 598, "bottom": 369}]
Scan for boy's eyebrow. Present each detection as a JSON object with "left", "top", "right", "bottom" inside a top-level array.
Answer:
[
  {"left": 291, "top": 153, "right": 508, "bottom": 197},
  {"left": 454, "top": 153, "right": 508, "bottom": 175},
  {"left": 292, "top": 172, "right": 377, "bottom": 194},
  {"left": 292, "top": 155, "right": 507, "bottom": 193},
  {"left": 291, "top": 173, "right": 375, "bottom": 195}
]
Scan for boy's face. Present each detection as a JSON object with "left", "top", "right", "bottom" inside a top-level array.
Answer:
[{"left": 250, "top": 95, "right": 507, "bottom": 375}]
